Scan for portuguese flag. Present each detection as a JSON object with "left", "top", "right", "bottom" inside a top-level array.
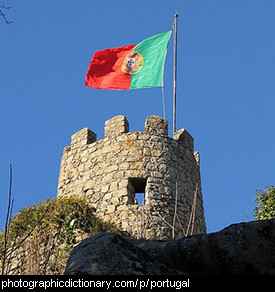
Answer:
[{"left": 85, "top": 31, "right": 171, "bottom": 90}]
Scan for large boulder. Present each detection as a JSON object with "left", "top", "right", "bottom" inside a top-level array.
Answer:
[
  {"left": 150, "top": 218, "right": 275, "bottom": 274},
  {"left": 65, "top": 219, "right": 275, "bottom": 275},
  {"left": 64, "top": 232, "right": 177, "bottom": 275}
]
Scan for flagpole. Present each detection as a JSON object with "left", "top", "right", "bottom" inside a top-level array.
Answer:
[{"left": 173, "top": 11, "right": 178, "bottom": 135}]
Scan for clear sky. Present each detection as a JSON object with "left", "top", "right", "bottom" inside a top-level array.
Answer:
[{"left": 1, "top": 0, "right": 274, "bottom": 233}]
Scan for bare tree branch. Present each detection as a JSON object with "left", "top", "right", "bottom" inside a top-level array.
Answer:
[
  {"left": 172, "top": 181, "right": 178, "bottom": 239},
  {"left": 185, "top": 183, "right": 198, "bottom": 236},
  {"left": 1, "top": 164, "right": 13, "bottom": 275},
  {"left": 0, "top": 4, "right": 13, "bottom": 24}
]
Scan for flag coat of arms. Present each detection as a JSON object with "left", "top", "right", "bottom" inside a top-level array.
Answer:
[{"left": 85, "top": 31, "right": 171, "bottom": 90}]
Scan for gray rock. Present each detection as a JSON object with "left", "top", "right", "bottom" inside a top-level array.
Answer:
[
  {"left": 156, "top": 218, "right": 275, "bottom": 274},
  {"left": 65, "top": 219, "right": 275, "bottom": 275},
  {"left": 64, "top": 232, "right": 178, "bottom": 275}
]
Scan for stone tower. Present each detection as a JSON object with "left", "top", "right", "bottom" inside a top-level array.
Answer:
[{"left": 57, "top": 115, "right": 206, "bottom": 239}]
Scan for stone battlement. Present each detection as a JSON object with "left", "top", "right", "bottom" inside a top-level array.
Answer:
[{"left": 57, "top": 115, "right": 206, "bottom": 239}]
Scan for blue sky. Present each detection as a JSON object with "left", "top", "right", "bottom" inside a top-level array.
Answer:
[{"left": 0, "top": 0, "right": 274, "bottom": 233}]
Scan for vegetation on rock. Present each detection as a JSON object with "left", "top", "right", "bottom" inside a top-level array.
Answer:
[
  {"left": 254, "top": 186, "right": 275, "bottom": 220},
  {"left": 0, "top": 196, "right": 120, "bottom": 275}
]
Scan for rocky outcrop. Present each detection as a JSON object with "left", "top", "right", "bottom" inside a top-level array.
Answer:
[
  {"left": 64, "top": 232, "right": 176, "bottom": 275},
  {"left": 65, "top": 219, "right": 275, "bottom": 275}
]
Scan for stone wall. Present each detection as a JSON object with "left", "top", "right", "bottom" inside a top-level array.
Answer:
[{"left": 57, "top": 115, "right": 206, "bottom": 239}]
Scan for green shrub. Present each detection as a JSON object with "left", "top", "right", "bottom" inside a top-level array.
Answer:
[
  {"left": 0, "top": 196, "right": 120, "bottom": 275},
  {"left": 254, "top": 186, "right": 275, "bottom": 220}
]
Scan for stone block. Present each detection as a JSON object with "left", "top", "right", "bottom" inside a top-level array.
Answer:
[
  {"left": 71, "top": 128, "right": 97, "bottom": 148},
  {"left": 104, "top": 115, "right": 129, "bottom": 137},
  {"left": 145, "top": 115, "right": 168, "bottom": 137},
  {"left": 173, "top": 128, "right": 194, "bottom": 150}
]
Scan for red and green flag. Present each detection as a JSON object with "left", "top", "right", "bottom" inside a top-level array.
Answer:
[{"left": 85, "top": 31, "right": 172, "bottom": 90}]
